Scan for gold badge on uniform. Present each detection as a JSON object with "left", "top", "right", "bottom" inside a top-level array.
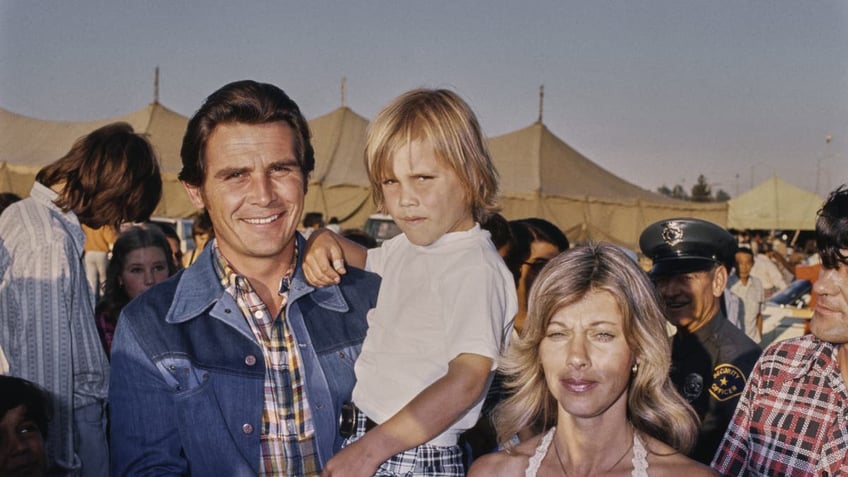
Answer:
[{"left": 709, "top": 363, "right": 746, "bottom": 401}]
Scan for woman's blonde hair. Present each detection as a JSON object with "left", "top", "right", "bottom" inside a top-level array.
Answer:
[
  {"left": 494, "top": 242, "right": 699, "bottom": 453},
  {"left": 364, "top": 88, "right": 499, "bottom": 222}
]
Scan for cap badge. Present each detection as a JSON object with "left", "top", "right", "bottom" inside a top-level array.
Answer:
[{"left": 662, "top": 222, "right": 684, "bottom": 246}]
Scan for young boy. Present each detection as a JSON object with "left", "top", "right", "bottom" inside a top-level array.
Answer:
[
  {"left": 730, "top": 247, "right": 765, "bottom": 343},
  {"left": 305, "top": 89, "right": 517, "bottom": 476}
]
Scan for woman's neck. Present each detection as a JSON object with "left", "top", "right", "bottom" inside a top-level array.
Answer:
[{"left": 553, "top": 415, "right": 634, "bottom": 475}]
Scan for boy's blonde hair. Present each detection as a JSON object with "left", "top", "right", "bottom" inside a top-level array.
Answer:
[{"left": 365, "top": 89, "right": 500, "bottom": 222}]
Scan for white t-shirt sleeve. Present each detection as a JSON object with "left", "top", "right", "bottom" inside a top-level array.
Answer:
[{"left": 439, "top": 262, "right": 513, "bottom": 368}]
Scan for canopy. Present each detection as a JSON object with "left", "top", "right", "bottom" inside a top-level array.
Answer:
[
  {"left": 0, "top": 104, "right": 377, "bottom": 225},
  {"left": 303, "top": 106, "right": 374, "bottom": 229},
  {"left": 727, "top": 176, "right": 822, "bottom": 230},
  {"left": 0, "top": 103, "right": 193, "bottom": 217},
  {"left": 488, "top": 121, "right": 727, "bottom": 249},
  {"left": 2, "top": 104, "right": 733, "bottom": 248}
]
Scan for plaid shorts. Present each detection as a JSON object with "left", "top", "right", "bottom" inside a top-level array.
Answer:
[{"left": 344, "top": 408, "right": 465, "bottom": 477}]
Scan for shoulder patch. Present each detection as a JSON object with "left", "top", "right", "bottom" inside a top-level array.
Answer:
[{"left": 709, "top": 363, "right": 747, "bottom": 401}]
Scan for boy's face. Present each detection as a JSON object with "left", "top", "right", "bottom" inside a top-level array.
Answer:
[
  {"left": 0, "top": 405, "right": 47, "bottom": 477},
  {"left": 735, "top": 251, "right": 754, "bottom": 280},
  {"left": 381, "top": 139, "right": 474, "bottom": 246}
]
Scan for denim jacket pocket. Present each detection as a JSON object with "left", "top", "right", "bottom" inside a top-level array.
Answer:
[{"left": 154, "top": 354, "right": 210, "bottom": 396}]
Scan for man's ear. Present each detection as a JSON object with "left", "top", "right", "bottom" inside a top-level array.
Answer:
[
  {"left": 712, "top": 265, "right": 728, "bottom": 297},
  {"left": 182, "top": 182, "right": 206, "bottom": 210}
]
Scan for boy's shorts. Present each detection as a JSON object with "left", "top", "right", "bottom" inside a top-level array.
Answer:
[{"left": 343, "top": 407, "right": 464, "bottom": 477}]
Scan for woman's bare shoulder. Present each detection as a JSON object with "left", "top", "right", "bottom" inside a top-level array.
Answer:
[{"left": 468, "top": 434, "right": 544, "bottom": 477}]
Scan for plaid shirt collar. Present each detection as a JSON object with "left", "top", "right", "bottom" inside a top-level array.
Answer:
[{"left": 211, "top": 239, "right": 298, "bottom": 300}]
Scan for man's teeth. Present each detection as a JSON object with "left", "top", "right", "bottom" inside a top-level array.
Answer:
[{"left": 245, "top": 214, "right": 279, "bottom": 225}]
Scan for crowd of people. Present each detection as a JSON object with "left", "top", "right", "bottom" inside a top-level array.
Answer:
[{"left": 0, "top": 79, "right": 846, "bottom": 477}]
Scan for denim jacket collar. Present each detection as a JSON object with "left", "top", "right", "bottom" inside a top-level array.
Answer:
[{"left": 165, "top": 233, "right": 350, "bottom": 326}]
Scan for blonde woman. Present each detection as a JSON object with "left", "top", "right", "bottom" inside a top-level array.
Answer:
[{"left": 470, "top": 243, "right": 716, "bottom": 476}]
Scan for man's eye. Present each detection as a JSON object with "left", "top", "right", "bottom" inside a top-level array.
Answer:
[{"left": 270, "top": 165, "right": 294, "bottom": 175}]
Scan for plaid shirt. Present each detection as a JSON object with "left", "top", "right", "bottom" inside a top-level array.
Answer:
[
  {"left": 713, "top": 334, "right": 848, "bottom": 476},
  {"left": 213, "top": 243, "right": 319, "bottom": 476}
]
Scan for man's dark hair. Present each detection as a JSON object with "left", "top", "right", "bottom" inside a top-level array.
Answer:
[
  {"left": 179, "top": 80, "right": 315, "bottom": 189},
  {"left": 816, "top": 185, "right": 848, "bottom": 269},
  {"left": 35, "top": 122, "right": 162, "bottom": 228},
  {"left": 0, "top": 375, "right": 50, "bottom": 439}
]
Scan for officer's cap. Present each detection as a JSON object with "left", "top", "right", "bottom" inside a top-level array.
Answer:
[{"left": 639, "top": 218, "right": 736, "bottom": 277}]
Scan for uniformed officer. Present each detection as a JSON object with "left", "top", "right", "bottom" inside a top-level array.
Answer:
[{"left": 640, "top": 218, "right": 761, "bottom": 465}]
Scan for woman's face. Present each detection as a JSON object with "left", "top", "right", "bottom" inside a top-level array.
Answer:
[
  {"left": 118, "top": 246, "right": 170, "bottom": 299},
  {"left": 540, "top": 290, "right": 635, "bottom": 421}
]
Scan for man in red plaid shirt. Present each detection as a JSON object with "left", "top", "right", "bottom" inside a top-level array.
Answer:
[{"left": 713, "top": 185, "right": 848, "bottom": 475}]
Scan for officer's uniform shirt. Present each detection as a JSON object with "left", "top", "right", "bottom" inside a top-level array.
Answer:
[{"left": 670, "top": 308, "right": 761, "bottom": 464}]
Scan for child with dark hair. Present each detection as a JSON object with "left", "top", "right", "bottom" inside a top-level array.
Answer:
[{"left": 0, "top": 375, "right": 50, "bottom": 477}]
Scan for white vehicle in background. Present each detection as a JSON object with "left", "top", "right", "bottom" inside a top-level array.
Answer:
[
  {"left": 761, "top": 279, "right": 813, "bottom": 345},
  {"left": 150, "top": 216, "right": 195, "bottom": 255},
  {"left": 363, "top": 213, "right": 402, "bottom": 245}
]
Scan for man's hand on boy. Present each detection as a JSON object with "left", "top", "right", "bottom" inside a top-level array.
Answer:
[{"left": 303, "top": 229, "right": 347, "bottom": 286}]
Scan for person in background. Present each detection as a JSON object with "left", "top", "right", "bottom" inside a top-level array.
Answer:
[
  {"left": 326, "top": 216, "right": 341, "bottom": 233},
  {"left": 301, "top": 211, "right": 325, "bottom": 239},
  {"left": 507, "top": 218, "right": 570, "bottom": 333},
  {"left": 150, "top": 222, "right": 183, "bottom": 271},
  {"left": 639, "top": 218, "right": 761, "bottom": 464},
  {"left": 82, "top": 224, "right": 118, "bottom": 301},
  {"left": 730, "top": 247, "right": 764, "bottom": 344},
  {"left": 304, "top": 88, "right": 516, "bottom": 476},
  {"left": 182, "top": 209, "right": 214, "bottom": 267},
  {"left": 0, "top": 122, "right": 162, "bottom": 476},
  {"left": 340, "top": 228, "right": 378, "bottom": 249},
  {"left": 94, "top": 226, "right": 176, "bottom": 355},
  {"left": 751, "top": 241, "right": 788, "bottom": 297},
  {"left": 713, "top": 186, "right": 848, "bottom": 475},
  {"left": 108, "top": 80, "right": 380, "bottom": 476},
  {"left": 0, "top": 375, "right": 51, "bottom": 477},
  {"left": 0, "top": 192, "right": 21, "bottom": 216},
  {"left": 469, "top": 243, "right": 716, "bottom": 476}
]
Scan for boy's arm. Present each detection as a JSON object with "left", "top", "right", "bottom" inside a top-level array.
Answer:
[
  {"left": 320, "top": 353, "right": 493, "bottom": 477},
  {"left": 303, "top": 228, "right": 368, "bottom": 286}
]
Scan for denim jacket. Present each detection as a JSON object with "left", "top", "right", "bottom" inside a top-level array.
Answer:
[{"left": 109, "top": 236, "right": 380, "bottom": 476}]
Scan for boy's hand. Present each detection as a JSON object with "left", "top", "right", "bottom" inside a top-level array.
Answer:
[
  {"left": 303, "top": 229, "right": 347, "bottom": 286},
  {"left": 320, "top": 439, "right": 380, "bottom": 477}
]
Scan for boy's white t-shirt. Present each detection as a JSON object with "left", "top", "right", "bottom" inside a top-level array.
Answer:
[{"left": 352, "top": 224, "right": 517, "bottom": 446}]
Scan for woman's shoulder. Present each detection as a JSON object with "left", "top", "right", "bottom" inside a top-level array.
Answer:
[
  {"left": 642, "top": 436, "right": 718, "bottom": 477},
  {"left": 468, "top": 434, "right": 544, "bottom": 477}
]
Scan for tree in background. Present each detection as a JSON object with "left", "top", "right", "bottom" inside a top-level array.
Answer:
[
  {"left": 691, "top": 174, "right": 712, "bottom": 202},
  {"left": 656, "top": 174, "right": 731, "bottom": 202}
]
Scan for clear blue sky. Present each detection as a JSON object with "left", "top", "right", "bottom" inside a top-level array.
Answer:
[{"left": 1, "top": 1, "right": 845, "bottom": 198}]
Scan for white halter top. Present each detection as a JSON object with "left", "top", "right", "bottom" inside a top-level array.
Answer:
[{"left": 525, "top": 426, "right": 649, "bottom": 477}]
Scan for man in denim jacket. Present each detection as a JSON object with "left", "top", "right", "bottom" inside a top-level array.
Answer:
[{"left": 109, "top": 80, "right": 380, "bottom": 476}]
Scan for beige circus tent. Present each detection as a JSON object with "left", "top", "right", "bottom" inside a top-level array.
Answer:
[
  {"left": 0, "top": 103, "right": 378, "bottom": 226},
  {"left": 304, "top": 106, "right": 375, "bottom": 228},
  {"left": 0, "top": 103, "right": 194, "bottom": 217},
  {"left": 727, "top": 176, "right": 822, "bottom": 230},
  {"left": 488, "top": 121, "right": 727, "bottom": 249}
]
